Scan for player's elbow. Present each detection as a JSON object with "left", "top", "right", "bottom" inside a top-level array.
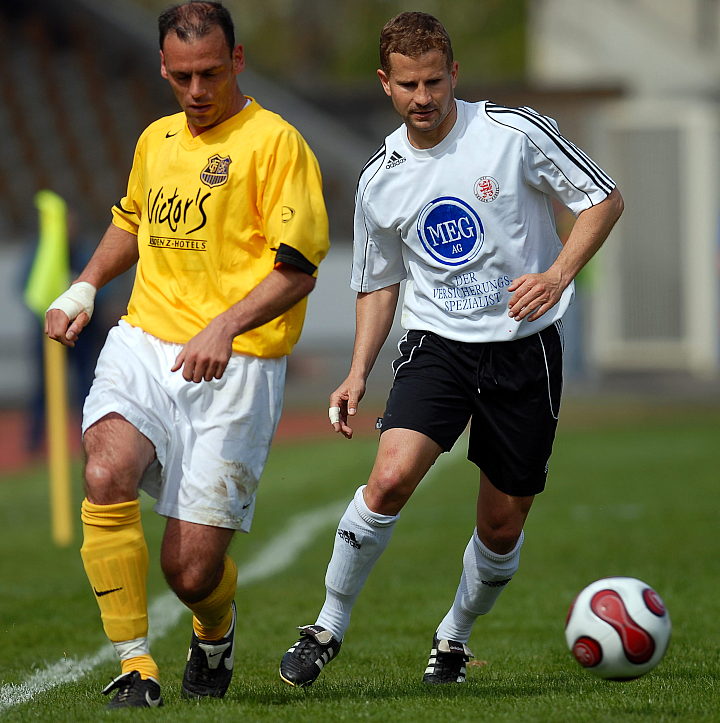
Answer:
[{"left": 606, "top": 187, "right": 624, "bottom": 222}]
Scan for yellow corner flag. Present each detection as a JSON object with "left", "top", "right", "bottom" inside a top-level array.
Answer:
[
  {"left": 26, "top": 190, "right": 73, "bottom": 547},
  {"left": 25, "top": 191, "right": 70, "bottom": 317}
]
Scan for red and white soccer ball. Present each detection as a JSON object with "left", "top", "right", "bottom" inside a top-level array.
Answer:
[{"left": 565, "top": 577, "right": 671, "bottom": 680}]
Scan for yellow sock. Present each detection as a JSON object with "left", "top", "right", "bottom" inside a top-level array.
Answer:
[
  {"left": 187, "top": 555, "right": 237, "bottom": 641},
  {"left": 81, "top": 499, "right": 159, "bottom": 680},
  {"left": 121, "top": 655, "right": 159, "bottom": 681}
]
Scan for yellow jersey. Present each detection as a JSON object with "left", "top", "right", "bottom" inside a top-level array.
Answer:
[{"left": 112, "top": 98, "right": 329, "bottom": 357}]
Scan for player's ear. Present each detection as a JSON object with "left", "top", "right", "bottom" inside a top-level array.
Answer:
[
  {"left": 232, "top": 45, "right": 245, "bottom": 75},
  {"left": 377, "top": 68, "right": 391, "bottom": 97},
  {"left": 160, "top": 50, "right": 168, "bottom": 79},
  {"left": 450, "top": 60, "right": 459, "bottom": 89}
]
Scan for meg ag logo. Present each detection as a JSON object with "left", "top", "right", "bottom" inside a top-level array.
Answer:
[{"left": 417, "top": 196, "right": 484, "bottom": 266}]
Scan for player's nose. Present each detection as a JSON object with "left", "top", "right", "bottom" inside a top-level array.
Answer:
[
  {"left": 188, "top": 74, "right": 206, "bottom": 98},
  {"left": 413, "top": 83, "right": 432, "bottom": 106}
]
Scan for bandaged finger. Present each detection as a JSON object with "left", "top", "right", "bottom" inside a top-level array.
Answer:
[
  {"left": 47, "top": 281, "right": 97, "bottom": 322},
  {"left": 328, "top": 406, "right": 341, "bottom": 425}
]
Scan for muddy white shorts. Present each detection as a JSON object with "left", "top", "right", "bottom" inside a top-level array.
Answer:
[{"left": 82, "top": 320, "right": 287, "bottom": 531}]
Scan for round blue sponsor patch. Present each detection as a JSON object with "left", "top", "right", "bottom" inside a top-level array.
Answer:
[{"left": 416, "top": 196, "right": 483, "bottom": 266}]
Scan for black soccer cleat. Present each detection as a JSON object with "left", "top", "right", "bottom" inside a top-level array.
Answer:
[
  {"left": 422, "top": 635, "right": 474, "bottom": 684},
  {"left": 279, "top": 624, "right": 342, "bottom": 687},
  {"left": 102, "top": 670, "right": 163, "bottom": 709},
  {"left": 181, "top": 601, "right": 236, "bottom": 699}
]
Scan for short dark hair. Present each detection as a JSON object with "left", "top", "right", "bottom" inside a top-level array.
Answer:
[
  {"left": 158, "top": 1, "right": 235, "bottom": 53},
  {"left": 379, "top": 12, "right": 453, "bottom": 74}
]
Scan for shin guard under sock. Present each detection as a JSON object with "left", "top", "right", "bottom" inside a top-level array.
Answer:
[
  {"left": 436, "top": 529, "right": 524, "bottom": 643},
  {"left": 317, "top": 486, "right": 398, "bottom": 640},
  {"left": 186, "top": 555, "right": 238, "bottom": 641},
  {"left": 81, "top": 498, "right": 158, "bottom": 680}
]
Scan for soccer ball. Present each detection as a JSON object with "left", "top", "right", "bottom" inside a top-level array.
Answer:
[{"left": 565, "top": 577, "right": 671, "bottom": 680}]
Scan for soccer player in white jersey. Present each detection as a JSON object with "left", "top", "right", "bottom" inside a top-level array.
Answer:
[
  {"left": 280, "top": 11, "right": 623, "bottom": 686},
  {"left": 45, "top": 1, "right": 328, "bottom": 709}
]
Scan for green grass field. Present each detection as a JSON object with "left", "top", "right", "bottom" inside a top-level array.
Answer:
[{"left": 0, "top": 402, "right": 718, "bottom": 721}]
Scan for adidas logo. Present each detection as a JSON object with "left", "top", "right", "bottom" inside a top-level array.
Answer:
[
  {"left": 385, "top": 150, "right": 406, "bottom": 169},
  {"left": 481, "top": 578, "right": 512, "bottom": 588},
  {"left": 337, "top": 529, "right": 361, "bottom": 549}
]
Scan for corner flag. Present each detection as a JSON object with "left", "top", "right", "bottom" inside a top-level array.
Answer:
[
  {"left": 25, "top": 190, "right": 69, "bottom": 318},
  {"left": 27, "top": 190, "right": 74, "bottom": 547}
]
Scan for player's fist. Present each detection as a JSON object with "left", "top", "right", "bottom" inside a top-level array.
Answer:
[{"left": 45, "top": 309, "right": 91, "bottom": 348}]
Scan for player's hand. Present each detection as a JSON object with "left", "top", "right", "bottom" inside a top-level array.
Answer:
[
  {"left": 172, "top": 319, "right": 234, "bottom": 383},
  {"left": 507, "top": 268, "right": 565, "bottom": 323},
  {"left": 328, "top": 375, "right": 366, "bottom": 440},
  {"left": 45, "top": 281, "right": 96, "bottom": 347},
  {"left": 45, "top": 309, "right": 91, "bottom": 348}
]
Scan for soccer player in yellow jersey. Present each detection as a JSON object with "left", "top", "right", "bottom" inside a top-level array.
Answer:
[{"left": 44, "top": 1, "right": 329, "bottom": 709}]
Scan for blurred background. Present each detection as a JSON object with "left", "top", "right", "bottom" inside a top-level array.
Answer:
[{"left": 1, "top": 0, "right": 719, "bottom": 467}]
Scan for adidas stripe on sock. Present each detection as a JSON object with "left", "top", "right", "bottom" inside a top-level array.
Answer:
[
  {"left": 436, "top": 529, "right": 524, "bottom": 643},
  {"left": 317, "top": 485, "right": 398, "bottom": 639}
]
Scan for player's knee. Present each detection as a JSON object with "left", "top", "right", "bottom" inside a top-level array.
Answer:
[
  {"left": 162, "top": 556, "right": 218, "bottom": 603},
  {"left": 477, "top": 521, "right": 522, "bottom": 556},
  {"left": 162, "top": 562, "right": 204, "bottom": 602},
  {"left": 83, "top": 459, "right": 136, "bottom": 504},
  {"left": 364, "top": 473, "right": 412, "bottom": 515}
]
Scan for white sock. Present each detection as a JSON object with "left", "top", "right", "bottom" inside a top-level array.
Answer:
[
  {"left": 435, "top": 528, "right": 524, "bottom": 643},
  {"left": 316, "top": 485, "right": 398, "bottom": 640},
  {"left": 113, "top": 636, "right": 150, "bottom": 660}
]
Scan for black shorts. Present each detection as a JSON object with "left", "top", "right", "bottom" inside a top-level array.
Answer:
[{"left": 380, "top": 324, "right": 564, "bottom": 497}]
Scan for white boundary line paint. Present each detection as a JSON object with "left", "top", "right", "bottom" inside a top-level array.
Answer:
[
  {"left": 0, "top": 500, "right": 346, "bottom": 711},
  {"left": 0, "top": 444, "right": 463, "bottom": 711}
]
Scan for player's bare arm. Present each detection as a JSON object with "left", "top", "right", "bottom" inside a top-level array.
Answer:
[
  {"left": 507, "top": 187, "right": 624, "bottom": 323},
  {"left": 172, "top": 263, "right": 316, "bottom": 383},
  {"left": 45, "top": 223, "right": 139, "bottom": 347},
  {"left": 330, "top": 283, "right": 400, "bottom": 439}
]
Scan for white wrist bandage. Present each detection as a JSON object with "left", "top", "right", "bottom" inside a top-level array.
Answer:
[{"left": 47, "top": 281, "right": 97, "bottom": 322}]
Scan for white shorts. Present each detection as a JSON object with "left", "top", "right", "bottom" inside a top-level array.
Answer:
[{"left": 82, "top": 320, "right": 287, "bottom": 531}]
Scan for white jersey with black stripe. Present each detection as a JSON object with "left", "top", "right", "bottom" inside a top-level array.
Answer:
[{"left": 351, "top": 99, "right": 615, "bottom": 343}]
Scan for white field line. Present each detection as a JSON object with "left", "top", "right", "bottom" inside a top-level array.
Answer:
[
  {"left": 0, "top": 443, "right": 463, "bottom": 711},
  {"left": 0, "top": 500, "right": 345, "bottom": 711}
]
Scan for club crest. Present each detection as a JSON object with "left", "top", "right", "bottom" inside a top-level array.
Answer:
[
  {"left": 474, "top": 176, "right": 500, "bottom": 203},
  {"left": 200, "top": 154, "right": 232, "bottom": 187}
]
